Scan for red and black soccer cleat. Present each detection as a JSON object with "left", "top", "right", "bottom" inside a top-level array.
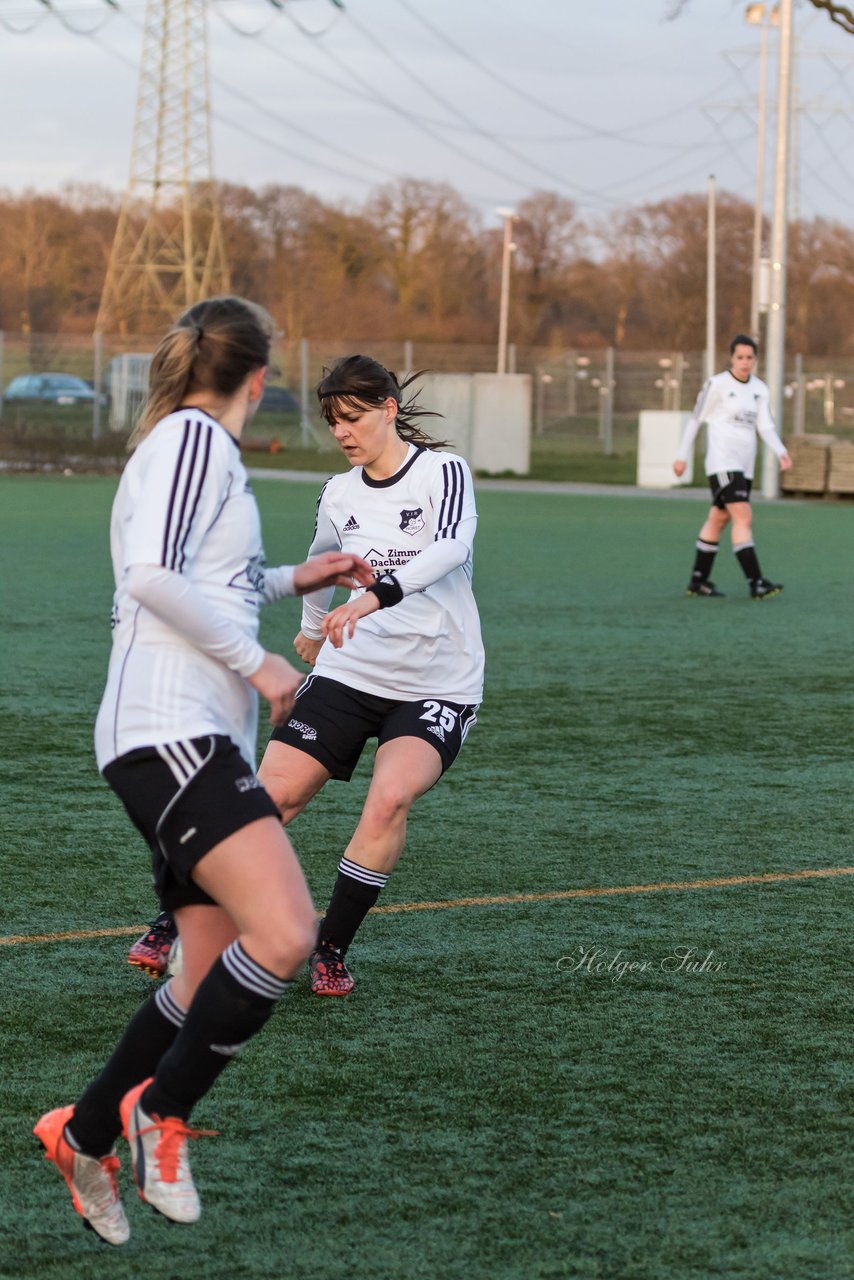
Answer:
[
  {"left": 308, "top": 942, "right": 355, "bottom": 996},
  {"left": 127, "top": 911, "right": 178, "bottom": 979}
]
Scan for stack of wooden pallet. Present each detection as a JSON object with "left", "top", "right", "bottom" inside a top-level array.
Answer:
[
  {"left": 827, "top": 440, "right": 854, "bottom": 495},
  {"left": 780, "top": 434, "right": 835, "bottom": 494}
]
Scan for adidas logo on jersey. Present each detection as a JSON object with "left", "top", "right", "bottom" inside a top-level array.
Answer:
[{"left": 343, "top": 515, "right": 360, "bottom": 531}]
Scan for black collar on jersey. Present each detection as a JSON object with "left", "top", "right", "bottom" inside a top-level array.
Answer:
[
  {"left": 361, "top": 444, "right": 425, "bottom": 488},
  {"left": 726, "top": 371, "right": 751, "bottom": 386}
]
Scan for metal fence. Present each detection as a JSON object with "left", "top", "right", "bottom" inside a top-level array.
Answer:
[{"left": 2, "top": 331, "right": 853, "bottom": 449}]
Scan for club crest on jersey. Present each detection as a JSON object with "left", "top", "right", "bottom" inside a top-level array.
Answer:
[
  {"left": 228, "top": 553, "right": 266, "bottom": 594},
  {"left": 399, "top": 507, "right": 424, "bottom": 535}
]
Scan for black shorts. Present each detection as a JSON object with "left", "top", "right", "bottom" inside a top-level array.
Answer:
[
  {"left": 268, "top": 675, "right": 478, "bottom": 781},
  {"left": 708, "top": 471, "right": 752, "bottom": 509},
  {"left": 102, "top": 734, "right": 280, "bottom": 912}
]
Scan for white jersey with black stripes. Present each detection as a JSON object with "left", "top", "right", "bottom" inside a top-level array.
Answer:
[
  {"left": 300, "top": 443, "right": 484, "bottom": 704},
  {"left": 95, "top": 409, "right": 268, "bottom": 770}
]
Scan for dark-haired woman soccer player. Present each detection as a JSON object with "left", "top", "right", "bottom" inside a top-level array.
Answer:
[
  {"left": 673, "top": 334, "right": 792, "bottom": 599},
  {"left": 34, "top": 297, "right": 373, "bottom": 1244},
  {"left": 257, "top": 354, "right": 485, "bottom": 996}
]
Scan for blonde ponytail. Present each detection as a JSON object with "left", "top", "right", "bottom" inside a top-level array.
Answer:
[
  {"left": 127, "top": 296, "right": 275, "bottom": 451},
  {"left": 128, "top": 327, "right": 199, "bottom": 449}
]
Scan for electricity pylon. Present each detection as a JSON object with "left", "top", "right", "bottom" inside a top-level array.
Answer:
[{"left": 97, "top": 0, "right": 229, "bottom": 334}]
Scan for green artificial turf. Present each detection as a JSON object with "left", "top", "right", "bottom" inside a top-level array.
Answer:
[{"left": 0, "top": 475, "right": 852, "bottom": 1279}]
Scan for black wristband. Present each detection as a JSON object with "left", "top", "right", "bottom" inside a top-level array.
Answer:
[{"left": 366, "top": 572, "right": 404, "bottom": 609}]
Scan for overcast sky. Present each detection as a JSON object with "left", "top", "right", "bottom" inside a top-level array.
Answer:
[{"left": 1, "top": 0, "right": 853, "bottom": 226}]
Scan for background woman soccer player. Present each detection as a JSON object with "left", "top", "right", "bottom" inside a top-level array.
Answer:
[
  {"left": 34, "top": 297, "right": 373, "bottom": 1244},
  {"left": 257, "top": 354, "right": 485, "bottom": 997},
  {"left": 673, "top": 333, "right": 792, "bottom": 599}
]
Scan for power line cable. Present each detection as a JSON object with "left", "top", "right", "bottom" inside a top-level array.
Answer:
[
  {"left": 94, "top": 5, "right": 408, "bottom": 184},
  {"left": 600, "top": 133, "right": 754, "bottom": 205},
  {"left": 90, "top": 27, "right": 379, "bottom": 188},
  {"left": 17, "top": 0, "right": 514, "bottom": 208},
  {"left": 209, "top": 0, "right": 277, "bottom": 39},
  {"left": 275, "top": 0, "right": 343, "bottom": 38},
  {"left": 800, "top": 110, "right": 854, "bottom": 198},
  {"left": 323, "top": 4, "right": 610, "bottom": 199},
  {"left": 273, "top": 4, "right": 610, "bottom": 203},
  {"left": 212, "top": 0, "right": 749, "bottom": 157},
  {"left": 0, "top": 0, "right": 113, "bottom": 33},
  {"left": 799, "top": 151, "right": 854, "bottom": 209},
  {"left": 390, "top": 0, "right": 753, "bottom": 148},
  {"left": 3, "top": 0, "right": 794, "bottom": 219}
]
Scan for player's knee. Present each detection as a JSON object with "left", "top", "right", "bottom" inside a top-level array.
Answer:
[
  {"left": 364, "top": 785, "right": 415, "bottom": 830},
  {"left": 257, "top": 766, "right": 288, "bottom": 809},
  {"left": 245, "top": 909, "right": 317, "bottom": 978},
  {"left": 258, "top": 769, "right": 307, "bottom": 824},
  {"left": 284, "top": 919, "right": 319, "bottom": 973}
]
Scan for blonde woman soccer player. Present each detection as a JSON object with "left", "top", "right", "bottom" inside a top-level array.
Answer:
[
  {"left": 257, "top": 354, "right": 485, "bottom": 997},
  {"left": 674, "top": 334, "right": 792, "bottom": 599},
  {"left": 34, "top": 297, "right": 373, "bottom": 1244}
]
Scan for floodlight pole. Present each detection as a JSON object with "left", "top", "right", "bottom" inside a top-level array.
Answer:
[
  {"left": 746, "top": 5, "right": 774, "bottom": 342},
  {"left": 706, "top": 175, "right": 716, "bottom": 381},
  {"left": 763, "top": 0, "right": 793, "bottom": 499},
  {"left": 496, "top": 209, "right": 516, "bottom": 375}
]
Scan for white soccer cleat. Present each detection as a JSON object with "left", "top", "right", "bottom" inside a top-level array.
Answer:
[
  {"left": 120, "top": 1080, "right": 207, "bottom": 1224},
  {"left": 34, "top": 1105, "right": 130, "bottom": 1246}
]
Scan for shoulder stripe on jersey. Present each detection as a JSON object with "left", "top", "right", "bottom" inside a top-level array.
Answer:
[
  {"left": 161, "top": 422, "right": 191, "bottom": 567},
  {"left": 161, "top": 419, "right": 213, "bottom": 571},
  {"left": 312, "top": 479, "right": 332, "bottom": 543},
  {"left": 176, "top": 424, "right": 213, "bottom": 571},
  {"left": 436, "top": 458, "right": 464, "bottom": 539},
  {"left": 170, "top": 424, "right": 203, "bottom": 565}
]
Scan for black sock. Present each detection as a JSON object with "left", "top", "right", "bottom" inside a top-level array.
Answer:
[
  {"left": 68, "top": 982, "right": 186, "bottom": 1156},
  {"left": 141, "top": 941, "right": 291, "bottom": 1121},
  {"left": 733, "top": 540, "right": 763, "bottom": 582},
  {"left": 319, "top": 857, "right": 390, "bottom": 957},
  {"left": 690, "top": 539, "right": 719, "bottom": 582}
]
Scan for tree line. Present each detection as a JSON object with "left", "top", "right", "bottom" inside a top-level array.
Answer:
[{"left": 1, "top": 178, "right": 852, "bottom": 355}]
